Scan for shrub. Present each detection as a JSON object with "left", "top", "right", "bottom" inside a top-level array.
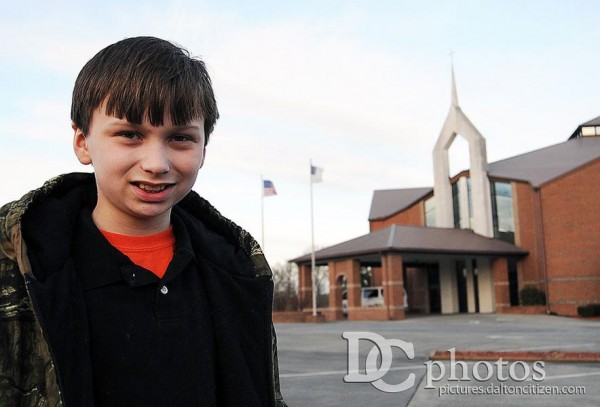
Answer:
[
  {"left": 520, "top": 286, "right": 546, "bottom": 306},
  {"left": 577, "top": 304, "right": 600, "bottom": 317}
]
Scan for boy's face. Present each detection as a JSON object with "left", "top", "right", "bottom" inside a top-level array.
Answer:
[{"left": 73, "top": 105, "right": 206, "bottom": 235}]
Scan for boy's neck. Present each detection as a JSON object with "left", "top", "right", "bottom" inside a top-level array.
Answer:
[{"left": 91, "top": 206, "right": 172, "bottom": 236}]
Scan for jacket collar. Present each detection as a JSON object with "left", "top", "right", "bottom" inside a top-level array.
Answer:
[{"left": 0, "top": 172, "right": 272, "bottom": 280}]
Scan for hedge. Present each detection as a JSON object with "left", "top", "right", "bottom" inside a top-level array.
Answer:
[
  {"left": 577, "top": 304, "right": 600, "bottom": 317},
  {"left": 520, "top": 286, "right": 546, "bottom": 306}
]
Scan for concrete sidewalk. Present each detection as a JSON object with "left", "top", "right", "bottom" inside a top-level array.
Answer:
[{"left": 275, "top": 314, "right": 600, "bottom": 406}]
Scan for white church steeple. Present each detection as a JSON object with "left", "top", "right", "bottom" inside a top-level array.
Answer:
[
  {"left": 432, "top": 65, "right": 494, "bottom": 237},
  {"left": 451, "top": 62, "right": 459, "bottom": 108}
]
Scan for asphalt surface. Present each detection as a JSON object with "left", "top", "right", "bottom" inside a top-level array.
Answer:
[{"left": 275, "top": 314, "right": 600, "bottom": 406}]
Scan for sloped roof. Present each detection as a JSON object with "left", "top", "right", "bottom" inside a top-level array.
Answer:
[
  {"left": 369, "top": 187, "right": 432, "bottom": 221},
  {"left": 581, "top": 115, "right": 600, "bottom": 127},
  {"left": 487, "top": 137, "right": 600, "bottom": 187},
  {"left": 290, "top": 224, "right": 527, "bottom": 264},
  {"left": 368, "top": 137, "right": 600, "bottom": 222}
]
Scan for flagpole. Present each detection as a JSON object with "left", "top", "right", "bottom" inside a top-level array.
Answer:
[
  {"left": 310, "top": 159, "right": 317, "bottom": 317},
  {"left": 261, "top": 175, "right": 265, "bottom": 250}
]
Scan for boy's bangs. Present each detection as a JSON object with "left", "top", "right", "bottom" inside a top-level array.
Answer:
[
  {"left": 103, "top": 73, "right": 207, "bottom": 127},
  {"left": 72, "top": 37, "right": 219, "bottom": 141}
]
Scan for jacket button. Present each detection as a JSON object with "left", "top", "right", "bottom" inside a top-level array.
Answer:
[{"left": 160, "top": 285, "right": 168, "bottom": 295}]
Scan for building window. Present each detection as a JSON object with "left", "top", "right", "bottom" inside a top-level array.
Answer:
[
  {"left": 451, "top": 177, "right": 473, "bottom": 229},
  {"left": 571, "top": 125, "right": 600, "bottom": 139},
  {"left": 491, "top": 181, "right": 515, "bottom": 243},
  {"left": 425, "top": 196, "right": 436, "bottom": 227},
  {"left": 581, "top": 126, "right": 600, "bottom": 137},
  {"left": 467, "top": 177, "right": 473, "bottom": 218},
  {"left": 452, "top": 182, "right": 460, "bottom": 228}
]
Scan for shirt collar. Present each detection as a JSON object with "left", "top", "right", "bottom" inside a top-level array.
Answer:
[{"left": 74, "top": 208, "right": 195, "bottom": 291}]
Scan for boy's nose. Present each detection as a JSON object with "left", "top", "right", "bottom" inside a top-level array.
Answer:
[{"left": 140, "top": 144, "right": 170, "bottom": 174}]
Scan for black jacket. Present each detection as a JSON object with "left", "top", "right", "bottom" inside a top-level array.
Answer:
[{"left": 0, "top": 172, "right": 287, "bottom": 406}]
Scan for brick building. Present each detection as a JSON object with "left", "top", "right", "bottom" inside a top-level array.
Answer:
[{"left": 291, "top": 75, "right": 600, "bottom": 320}]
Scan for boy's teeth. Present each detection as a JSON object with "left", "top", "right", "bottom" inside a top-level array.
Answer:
[{"left": 138, "top": 183, "right": 167, "bottom": 192}]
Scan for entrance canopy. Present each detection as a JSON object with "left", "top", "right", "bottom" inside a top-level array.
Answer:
[{"left": 290, "top": 224, "right": 528, "bottom": 266}]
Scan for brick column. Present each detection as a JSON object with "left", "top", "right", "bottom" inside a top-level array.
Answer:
[
  {"left": 332, "top": 259, "right": 360, "bottom": 317},
  {"left": 298, "top": 263, "right": 313, "bottom": 310},
  {"left": 382, "top": 253, "right": 406, "bottom": 320},
  {"left": 327, "top": 261, "right": 343, "bottom": 320},
  {"left": 371, "top": 266, "right": 383, "bottom": 287},
  {"left": 492, "top": 257, "right": 510, "bottom": 312}
]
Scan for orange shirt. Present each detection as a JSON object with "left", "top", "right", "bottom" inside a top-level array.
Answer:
[{"left": 100, "top": 227, "right": 175, "bottom": 278}]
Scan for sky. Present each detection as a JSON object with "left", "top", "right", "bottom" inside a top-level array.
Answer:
[{"left": 1, "top": 0, "right": 599, "bottom": 267}]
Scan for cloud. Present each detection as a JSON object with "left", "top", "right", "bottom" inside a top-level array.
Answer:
[
  {"left": 209, "top": 18, "right": 443, "bottom": 151},
  {"left": 2, "top": 1, "right": 600, "bottom": 265},
  {"left": 0, "top": 156, "right": 86, "bottom": 206},
  {"left": 0, "top": 99, "right": 73, "bottom": 143}
]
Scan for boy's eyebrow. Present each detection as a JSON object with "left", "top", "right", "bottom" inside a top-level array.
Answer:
[
  {"left": 104, "top": 120, "right": 202, "bottom": 131},
  {"left": 104, "top": 117, "right": 136, "bottom": 127},
  {"left": 171, "top": 124, "right": 202, "bottom": 131}
]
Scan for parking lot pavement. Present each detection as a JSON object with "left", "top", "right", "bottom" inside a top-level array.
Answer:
[
  {"left": 274, "top": 314, "right": 600, "bottom": 406},
  {"left": 408, "top": 361, "right": 600, "bottom": 407}
]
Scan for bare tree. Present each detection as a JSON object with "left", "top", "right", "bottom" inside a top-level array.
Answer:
[
  {"left": 294, "top": 245, "right": 331, "bottom": 309},
  {"left": 272, "top": 262, "right": 299, "bottom": 311},
  {"left": 314, "top": 265, "right": 329, "bottom": 307},
  {"left": 296, "top": 264, "right": 329, "bottom": 309}
]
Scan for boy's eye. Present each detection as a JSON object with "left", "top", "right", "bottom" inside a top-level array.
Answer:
[
  {"left": 118, "top": 131, "right": 142, "bottom": 140},
  {"left": 171, "top": 134, "right": 193, "bottom": 142}
]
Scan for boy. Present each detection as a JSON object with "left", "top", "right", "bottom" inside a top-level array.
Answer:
[{"left": 0, "top": 36, "right": 287, "bottom": 406}]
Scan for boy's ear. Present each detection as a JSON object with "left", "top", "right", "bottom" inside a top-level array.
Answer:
[
  {"left": 72, "top": 123, "right": 92, "bottom": 165},
  {"left": 200, "top": 147, "right": 206, "bottom": 169}
]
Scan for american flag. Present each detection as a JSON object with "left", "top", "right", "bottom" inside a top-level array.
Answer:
[{"left": 263, "top": 180, "right": 277, "bottom": 196}]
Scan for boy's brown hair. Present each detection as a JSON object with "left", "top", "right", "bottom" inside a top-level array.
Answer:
[{"left": 71, "top": 36, "right": 219, "bottom": 144}]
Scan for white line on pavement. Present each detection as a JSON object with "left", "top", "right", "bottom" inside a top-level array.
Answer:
[
  {"left": 280, "top": 364, "right": 426, "bottom": 378},
  {"left": 526, "top": 370, "right": 600, "bottom": 382}
]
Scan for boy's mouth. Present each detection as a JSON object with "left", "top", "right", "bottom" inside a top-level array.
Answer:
[{"left": 134, "top": 183, "right": 172, "bottom": 193}]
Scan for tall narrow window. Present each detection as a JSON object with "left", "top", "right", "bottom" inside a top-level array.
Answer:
[
  {"left": 452, "top": 182, "right": 460, "bottom": 228},
  {"left": 425, "top": 196, "right": 436, "bottom": 227},
  {"left": 467, "top": 177, "right": 473, "bottom": 219},
  {"left": 491, "top": 181, "right": 515, "bottom": 243}
]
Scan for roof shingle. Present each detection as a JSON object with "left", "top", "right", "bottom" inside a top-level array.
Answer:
[
  {"left": 369, "top": 187, "right": 432, "bottom": 221},
  {"left": 487, "top": 137, "right": 600, "bottom": 187},
  {"left": 291, "top": 224, "right": 527, "bottom": 264},
  {"left": 368, "top": 138, "right": 600, "bottom": 222}
]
